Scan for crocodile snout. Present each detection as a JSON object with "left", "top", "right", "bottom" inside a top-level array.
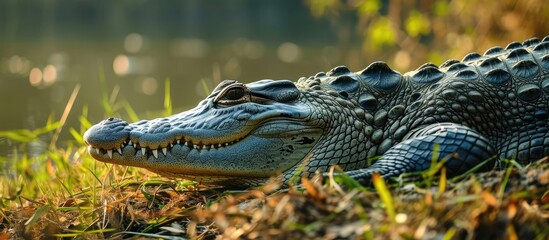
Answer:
[{"left": 83, "top": 117, "right": 130, "bottom": 149}]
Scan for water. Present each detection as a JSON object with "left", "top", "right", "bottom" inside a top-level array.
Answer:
[{"left": 0, "top": 0, "right": 366, "bottom": 146}]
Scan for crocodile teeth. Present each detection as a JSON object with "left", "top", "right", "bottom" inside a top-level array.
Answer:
[
  {"left": 116, "top": 136, "right": 242, "bottom": 155},
  {"left": 107, "top": 150, "right": 113, "bottom": 158}
]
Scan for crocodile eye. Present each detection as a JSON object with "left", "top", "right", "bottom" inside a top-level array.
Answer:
[
  {"left": 214, "top": 83, "right": 250, "bottom": 104},
  {"left": 224, "top": 87, "right": 246, "bottom": 100}
]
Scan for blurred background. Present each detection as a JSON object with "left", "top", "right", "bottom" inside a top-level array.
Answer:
[{"left": 0, "top": 0, "right": 547, "bottom": 146}]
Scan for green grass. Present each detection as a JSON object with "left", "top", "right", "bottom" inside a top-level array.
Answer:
[{"left": 0, "top": 75, "right": 548, "bottom": 239}]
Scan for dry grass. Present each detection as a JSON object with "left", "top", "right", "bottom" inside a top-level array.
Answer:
[
  {"left": 2, "top": 157, "right": 547, "bottom": 239},
  {"left": 195, "top": 160, "right": 549, "bottom": 239}
]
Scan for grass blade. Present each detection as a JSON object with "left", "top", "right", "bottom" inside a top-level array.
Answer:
[
  {"left": 49, "top": 84, "right": 80, "bottom": 149},
  {"left": 372, "top": 173, "right": 395, "bottom": 223},
  {"left": 122, "top": 100, "right": 140, "bottom": 123},
  {"left": 24, "top": 205, "right": 50, "bottom": 227},
  {"left": 200, "top": 78, "right": 211, "bottom": 95},
  {"left": 164, "top": 78, "right": 172, "bottom": 117}
]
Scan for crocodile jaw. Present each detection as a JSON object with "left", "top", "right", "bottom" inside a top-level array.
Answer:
[
  {"left": 84, "top": 95, "right": 323, "bottom": 185},
  {"left": 87, "top": 126, "right": 322, "bottom": 179}
]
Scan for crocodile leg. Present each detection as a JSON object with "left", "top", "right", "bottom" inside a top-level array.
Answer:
[{"left": 344, "top": 123, "right": 498, "bottom": 185}]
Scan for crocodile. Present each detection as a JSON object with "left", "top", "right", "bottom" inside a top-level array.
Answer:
[{"left": 84, "top": 37, "right": 549, "bottom": 187}]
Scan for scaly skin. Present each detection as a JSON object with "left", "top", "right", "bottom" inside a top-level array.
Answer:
[{"left": 84, "top": 37, "right": 549, "bottom": 187}]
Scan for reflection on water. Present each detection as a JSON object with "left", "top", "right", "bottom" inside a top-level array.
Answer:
[
  {"left": 277, "top": 42, "right": 301, "bottom": 63},
  {"left": 0, "top": 0, "right": 368, "bottom": 153},
  {"left": 29, "top": 64, "right": 57, "bottom": 87},
  {"left": 124, "top": 33, "right": 144, "bottom": 53},
  {"left": 112, "top": 54, "right": 157, "bottom": 76},
  {"left": 7, "top": 55, "right": 31, "bottom": 76}
]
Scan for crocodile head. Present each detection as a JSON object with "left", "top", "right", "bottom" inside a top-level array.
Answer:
[{"left": 84, "top": 79, "right": 329, "bottom": 187}]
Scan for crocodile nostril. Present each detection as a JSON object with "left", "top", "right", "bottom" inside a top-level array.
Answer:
[{"left": 101, "top": 117, "right": 128, "bottom": 127}]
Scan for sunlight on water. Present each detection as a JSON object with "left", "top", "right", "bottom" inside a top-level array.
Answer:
[
  {"left": 124, "top": 33, "right": 144, "bottom": 53},
  {"left": 42, "top": 65, "right": 57, "bottom": 86},
  {"left": 114, "top": 54, "right": 156, "bottom": 76},
  {"left": 8, "top": 55, "right": 30, "bottom": 75},
  {"left": 277, "top": 42, "right": 300, "bottom": 63},
  {"left": 27, "top": 64, "right": 57, "bottom": 88},
  {"left": 113, "top": 54, "right": 130, "bottom": 76},
  {"left": 141, "top": 77, "right": 158, "bottom": 95},
  {"left": 29, "top": 68, "right": 42, "bottom": 87},
  {"left": 0, "top": 0, "right": 370, "bottom": 136}
]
